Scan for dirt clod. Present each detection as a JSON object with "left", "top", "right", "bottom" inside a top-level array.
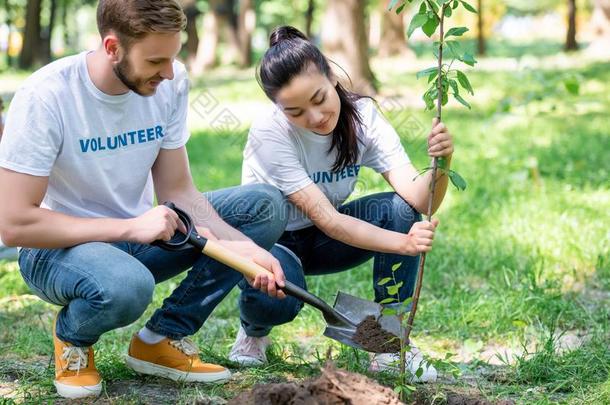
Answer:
[
  {"left": 353, "top": 315, "right": 401, "bottom": 353},
  {"left": 229, "top": 363, "right": 402, "bottom": 405}
]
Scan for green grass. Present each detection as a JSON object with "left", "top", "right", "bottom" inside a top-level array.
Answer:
[{"left": 1, "top": 50, "right": 609, "bottom": 403}]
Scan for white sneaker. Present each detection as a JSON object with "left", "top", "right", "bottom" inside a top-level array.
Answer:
[
  {"left": 369, "top": 346, "right": 438, "bottom": 383},
  {"left": 228, "top": 327, "right": 270, "bottom": 367}
]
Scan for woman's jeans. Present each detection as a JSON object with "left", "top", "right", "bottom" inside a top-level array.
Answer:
[
  {"left": 238, "top": 192, "right": 422, "bottom": 337},
  {"left": 18, "top": 184, "right": 287, "bottom": 347}
]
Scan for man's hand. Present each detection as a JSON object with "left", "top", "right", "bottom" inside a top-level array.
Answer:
[
  {"left": 428, "top": 118, "right": 454, "bottom": 158},
  {"left": 126, "top": 205, "right": 187, "bottom": 244},
  {"left": 218, "top": 240, "right": 287, "bottom": 299}
]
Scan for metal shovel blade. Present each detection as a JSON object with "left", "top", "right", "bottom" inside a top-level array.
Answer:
[{"left": 323, "top": 291, "right": 402, "bottom": 353}]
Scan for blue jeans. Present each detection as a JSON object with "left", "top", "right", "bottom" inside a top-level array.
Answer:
[
  {"left": 239, "top": 192, "right": 422, "bottom": 337},
  {"left": 18, "top": 184, "right": 287, "bottom": 347}
]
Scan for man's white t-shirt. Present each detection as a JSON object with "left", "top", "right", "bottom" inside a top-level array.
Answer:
[
  {"left": 242, "top": 98, "right": 410, "bottom": 231},
  {"left": 0, "top": 51, "right": 190, "bottom": 219}
]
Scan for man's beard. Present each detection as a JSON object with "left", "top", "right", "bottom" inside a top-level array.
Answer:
[{"left": 113, "top": 57, "right": 153, "bottom": 97}]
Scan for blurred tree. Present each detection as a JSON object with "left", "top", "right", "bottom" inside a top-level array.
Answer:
[
  {"left": 19, "top": 0, "right": 42, "bottom": 69},
  {"left": 565, "top": 0, "right": 578, "bottom": 50},
  {"left": 477, "top": 0, "right": 486, "bottom": 55},
  {"left": 321, "top": 0, "right": 377, "bottom": 95},
  {"left": 237, "top": 0, "right": 254, "bottom": 67},
  {"left": 180, "top": 0, "right": 201, "bottom": 68},
  {"left": 305, "top": 0, "right": 314, "bottom": 37},
  {"left": 377, "top": 0, "right": 413, "bottom": 57},
  {"left": 587, "top": 0, "right": 610, "bottom": 56}
]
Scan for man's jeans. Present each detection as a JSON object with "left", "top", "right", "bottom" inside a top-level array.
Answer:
[
  {"left": 18, "top": 184, "right": 287, "bottom": 347},
  {"left": 238, "top": 192, "right": 422, "bottom": 337}
]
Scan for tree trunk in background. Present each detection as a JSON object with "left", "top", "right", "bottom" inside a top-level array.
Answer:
[
  {"left": 19, "top": 0, "right": 43, "bottom": 69},
  {"left": 305, "top": 0, "right": 315, "bottom": 38},
  {"left": 321, "top": 0, "right": 377, "bottom": 96},
  {"left": 565, "top": 0, "right": 578, "bottom": 51},
  {"left": 587, "top": 0, "right": 610, "bottom": 57},
  {"left": 3, "top": 0, "right": 12, "bottom": 67},
  {"left": 476, "top": 0, "right": 486, "bottom": 55},
  {"left": 181, "top": 0, "right": 201, "bottom": 69},
  {"left": 237, "top": 0, "right": 254, "bottom": 67},
  {"left": 192, "top": 0, "right": 220, "bottom": 74},
  {"left": 41, "top": 0, "right": 58, "bottom": 63},
  {"left": 378, "top": 1, "right": 412, "bottom": 57}
]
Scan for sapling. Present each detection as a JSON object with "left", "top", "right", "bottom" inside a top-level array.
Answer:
[{"left": 380, "top": 0, "right": 476, "bottom": 398}]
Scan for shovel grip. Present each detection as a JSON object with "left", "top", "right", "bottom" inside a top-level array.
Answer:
[{"left": 202, "top": 239, "right": 275, "bottom": 281}]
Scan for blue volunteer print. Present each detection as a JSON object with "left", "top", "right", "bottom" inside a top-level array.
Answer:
[
  {"left": 310, "top": 164, "right": 361, "bottom": 184},
  {"left": 79, "top": 125, "right": 165, "bottom": 153}
]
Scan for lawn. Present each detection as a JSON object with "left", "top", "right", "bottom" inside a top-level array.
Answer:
[{"left": 0, "top": 44, "right": 609, "bottom": 404}]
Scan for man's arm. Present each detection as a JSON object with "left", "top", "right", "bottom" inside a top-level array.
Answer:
[
  {"left": 151, "top": 147, "right": 286, "bottom": 298},
  {"left": 0, "top": 167, "right": 182, "bottom": 249}
]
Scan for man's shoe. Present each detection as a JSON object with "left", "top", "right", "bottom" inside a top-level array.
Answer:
[
  {"left": 228, "top": 326, "right": 270, "bottom": 367},
  {"left": 126, "top": 334, "right": 231, "bottom": 383},
  {"left": 53, "top": 327, "right": 102, "bottom": 398},
  {"left": 369, "top": 346, "right": 438, "bottom": 383}
]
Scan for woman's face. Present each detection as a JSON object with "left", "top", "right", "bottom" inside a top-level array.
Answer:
[{"left": 274, "top": 66, "right": 341, "bottom": 135}]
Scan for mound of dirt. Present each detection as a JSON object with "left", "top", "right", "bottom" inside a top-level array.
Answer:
[{"left": 229, "top": 363, "right": 402, "bottom": 405}]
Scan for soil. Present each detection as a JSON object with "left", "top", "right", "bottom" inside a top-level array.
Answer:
[
  {"left": 229, "top": 363, "right": 402, "bottom": 405},
  {"left": 352, "top": 315, "right": 401, "bottom": 353}
]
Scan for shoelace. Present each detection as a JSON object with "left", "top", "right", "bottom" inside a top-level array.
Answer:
[
  {"left": 61, "top": 346, "right": 89, "bottom": 373},
  {"left": 170, "top": 338, "right": 199, "bottom": 356}
]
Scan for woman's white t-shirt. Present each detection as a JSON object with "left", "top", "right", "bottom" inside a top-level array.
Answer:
[{"left": 242, "top": 98, "right": 410, "bottom": 231}]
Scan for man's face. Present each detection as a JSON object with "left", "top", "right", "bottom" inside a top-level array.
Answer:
[{"left": 113, "top": 32, "right": 182, "bottom": 97}]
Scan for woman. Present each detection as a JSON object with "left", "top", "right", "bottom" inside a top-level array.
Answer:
[{"left": 230, "top": 26, "right": 454, "bottom": 382}]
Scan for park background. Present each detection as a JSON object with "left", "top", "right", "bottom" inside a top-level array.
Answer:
[{"left": 0, "top": 0, "right": 609, "bottom": 403}]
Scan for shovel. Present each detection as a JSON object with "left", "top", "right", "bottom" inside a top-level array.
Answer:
[{"left": 153, "top": 202, "right": 401, "bottom": 353}]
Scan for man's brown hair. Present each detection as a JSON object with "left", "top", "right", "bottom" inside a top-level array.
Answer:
[{"left": 97, "top": 0, "right": 186, "bottom": 48}]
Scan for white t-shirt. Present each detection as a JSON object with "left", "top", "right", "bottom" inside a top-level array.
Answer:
[
  {"left": 0, "top": 51, "right": 190, "bottom": 219},
  {"left": 242, "top": 98, "right": 410, "bottom": 231}
]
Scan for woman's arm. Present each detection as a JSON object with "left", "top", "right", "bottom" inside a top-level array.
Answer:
[
  {"left": 288, "top": 183, "right": 438, "bottom": 256},
  {"left": 383, "top": 119, "right": 454, "bottom": 215}
]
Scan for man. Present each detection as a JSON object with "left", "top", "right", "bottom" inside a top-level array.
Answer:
[{"left": 0, "top": 0, "right": 287, "bottom": 399}]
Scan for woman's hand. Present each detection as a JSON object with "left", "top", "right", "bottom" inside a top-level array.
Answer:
[
  {"left": 428, "top": 118, "right": 454, "bottom": 158},
  {"left": 401, "top": 219, "right": 439, "bottom": 255}
]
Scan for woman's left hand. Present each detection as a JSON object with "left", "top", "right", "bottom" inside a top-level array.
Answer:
[{"left": 428, "top": 118, "right": 454, "bottom": 158}]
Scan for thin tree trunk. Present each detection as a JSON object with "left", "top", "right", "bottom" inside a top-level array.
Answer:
[
  {"left": 237, "top": 0, "right": 254, "bottom": 67},
  {"left": 41, "top": 0, "right": 59, "bottom": 63},
  {"left": 321, "top": 0, "right": 377, "bottom": 96},
  {"left": 477, "top": 0, "right": 486, "bottom": 55},
  {"left": 192, "top": 0, "right": 220, "bottom": 74},
  {"left": 378, "top": 0, "right": 412, "bottom": 57},
  {"left": 19, "top": 0, "right": 43, "bottom": 69},
  {"left": 3, "top": 0, "right": 12, "bottom": 67},
  {"left": 565, "top": 0, "right": 578, "bottom": 51},
  {"left": 305, "top": 0, "right": 315, "bottom": 38}
]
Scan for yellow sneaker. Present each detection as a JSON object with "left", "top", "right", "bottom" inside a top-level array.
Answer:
[
  {"left": 126, "top": 334, "right": 231, "bottom": 383},
  {"left": 53, "top": 325, "right": 102, "bottom": 399}
]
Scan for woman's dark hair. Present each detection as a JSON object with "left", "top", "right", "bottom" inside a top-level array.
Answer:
[{"left": 257, "top": 25, "right": 364, "bottom": 172}]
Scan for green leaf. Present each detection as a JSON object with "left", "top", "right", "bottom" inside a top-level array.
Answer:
[
  {"left": 445, "top": 27, "right": 469, "bottom": 38},
  {"left": 379, "top": 297, "right": 397, "bottom": 305},
  {"left": 388, "top": 0, "right": 401, "bottom": 11},
  {"left": 416, "top": 67, "right": 438, "bottom": 79},
  {"left": 512, "top": 319, "right": 528, "bottom": 328},
  {"left": 419, "top": 1, "right": 427, "bottom": 14},
  {"left": 462, "top": 52, "right": 477, "bottom": 66},
  {"left": 382, "top": 307, "right": 398, "bottom": 316},
  {"left": 453, "top": 93, "right": 471, "bottom": 109},
  {"left": 457, "top": 70, "right": 474, "bottom": 95},
  {"left": 441, "top": 91, "right": 449, "bottom": 106},
  {"left": 452, "top": 0, "right": 459, "bottom": 9},
  {"left": 407, "top": 13, "right": 428, "bottom": 37},
  {"left": 448, "top": 170, "right": 467, "bottom": 190},
  {"left": 428, "top": 70, "right": 439, "bottom": 83},
  {"left": 401, "top": 297, "right": 413, "bottom": 307},
  {"left": 387, "top": 281, "right": 404, "bottom": 296},
  {"left": 415, "top": 367, "right": 424, "bottom": 378},
  {"left": 445, "top": 40, "right": 463, "bottom": 59},
  {"left": 437, "top": 156, "right": 448, "bottom": 170},
  {"left": 396, "top": 3, "right": 406, "bottom": 14},
  {"left": 459, "top": 0, "right": 477, "bottom": 13},
  {"left": 378, "top": 277, "right": 393, "bottom": 286},
  {"left": 422, "top": 15, "right": 439, "bottom": 37},
  {"left": 449, "top": 79, "right": 459, "bottom": 95},
  {"left": 564, "top": 77, "right": 580, "bottom": 95},
  {"left": 392, "top": 262, "right": 402, "bottom": 272},
  {"left": 444, "top": 5, "right": 452, "bottom": 17}
]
